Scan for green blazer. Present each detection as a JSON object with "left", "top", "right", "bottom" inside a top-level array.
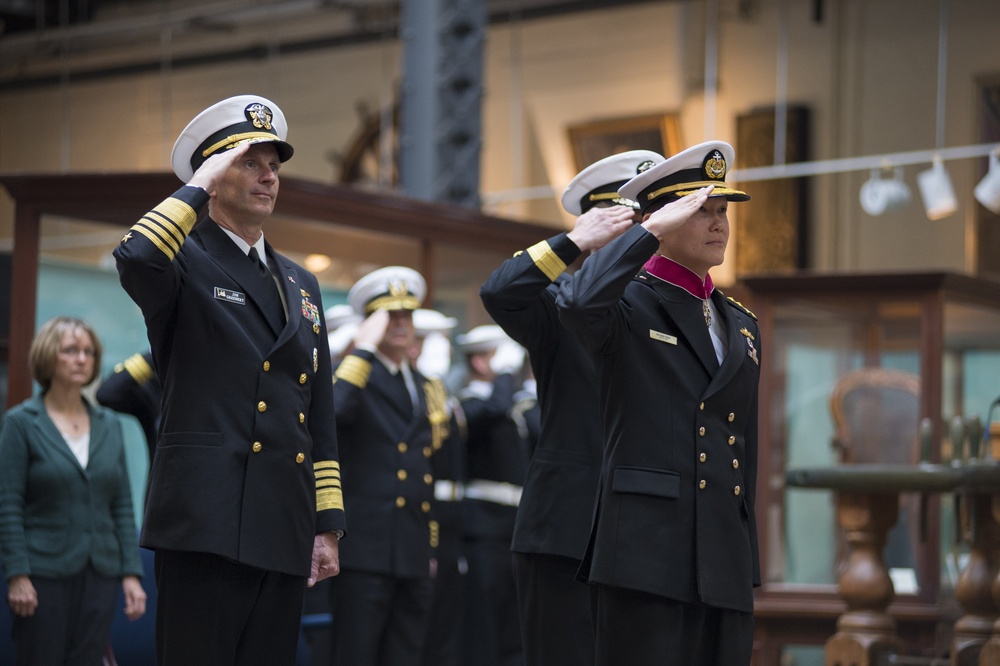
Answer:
[{"left": 0, "top": 395, "right": 143, "bottom": 581}]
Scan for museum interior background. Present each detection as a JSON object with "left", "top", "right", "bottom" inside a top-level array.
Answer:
[{"left": 3, "top": 0, "right": 1000, "bottom": 663}]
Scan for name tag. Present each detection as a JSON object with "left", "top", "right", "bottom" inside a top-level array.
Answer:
[
  {"left": 649, "top": 329, "right": 677, "bottom": 345},
  {"left": 215, "top": 287, "right": 246, "bottom": 305}
]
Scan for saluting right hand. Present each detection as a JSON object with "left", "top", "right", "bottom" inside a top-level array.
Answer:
[
  {"left": 566, "top": 205, "right": 636, "bottom": 253},
  {"left": 187, "top": 142, "right": 251, "bottom": 195},
  {"left": 354, "top": 309, "right": 390, "bottom": 349},
  {"left": 641, "top": 185, "right": 714, "bottom": 239},
  {"left": 7, "top": 575, "right": 38, "bottom": 617}
]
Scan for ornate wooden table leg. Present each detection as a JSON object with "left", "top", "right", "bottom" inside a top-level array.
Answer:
[
  {"left": 825, "top": 492, "right": 902, "bottom": 666},
  {"left": 977, "top": 495, "right": 1000, "bottom": 666},
  {"left": 952, "top": 492, "right": 999, "bottom": 666}
]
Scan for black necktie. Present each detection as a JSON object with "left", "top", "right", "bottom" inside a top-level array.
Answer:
[{"left": 248, "top": 246, "right": 269, "bottom": 278}]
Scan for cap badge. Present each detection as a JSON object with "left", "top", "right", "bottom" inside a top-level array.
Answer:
[
  {"left": 388, "top": 279, "right": 410, "bottom": 297},
  {"left": 704, "top": 150, "right": 727, "bottom": 180},
  {"left": 636, "top": 159, "right": 657, "bottom": 174},
  {"left": 245, "top": 103, "right": 274, "bottom": 131}
]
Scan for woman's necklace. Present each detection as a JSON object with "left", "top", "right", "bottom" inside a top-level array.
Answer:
[{"left": 45, "top": 397, "right": 87, "bottom": 434}]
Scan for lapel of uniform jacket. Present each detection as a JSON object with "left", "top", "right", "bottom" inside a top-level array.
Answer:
[
  {"left": 266, "top": 244, "right": 305, "bottom": 348},
  {"left": 26, "top": 396, "right": 87, "bottom": 477},
  {"left": 703, "top": 290, "right": 745, "bottom": 398},
  {"left": 371, "top": 357, "right": 420, "bottom": 422},
  {"left": 195, "top": 219, "right": 285, "bottom": 337},
  {"left": 643, "top": 274, "right": 719, "bottom": 376}
]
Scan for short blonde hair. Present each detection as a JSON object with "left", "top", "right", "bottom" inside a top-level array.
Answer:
[{"left": 29, "top": 316, "right": 103, "bottom": 392}]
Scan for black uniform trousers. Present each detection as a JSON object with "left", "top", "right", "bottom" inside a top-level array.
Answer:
[
  {"left": 594, "top": 584, "right": 754, "bottom": 666},
  {"left": 154, "top": 550, "right": 305, "bottom": 666},
  {"left": 329, "top": 569, "right": 433, "bottom": 666},
  {"left": 512, "top": 552, "right": 596, "bottom": 666}
]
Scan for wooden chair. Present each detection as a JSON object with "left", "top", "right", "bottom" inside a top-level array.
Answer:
[{"left": 829, "top": 368, "right": 922, "bottom": 573}]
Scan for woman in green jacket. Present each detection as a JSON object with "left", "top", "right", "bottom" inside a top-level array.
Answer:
[{"left": 0, "top": 316, "right": 146, "bottom": 665}]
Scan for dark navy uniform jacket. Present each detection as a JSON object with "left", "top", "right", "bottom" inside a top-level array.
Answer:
[
  {"left": 114, "top": 185, "right": 346, "bottom": 578},
  {"left": 480, "top": 232, "right": 603, "bottom": 561},
  {"left": 557, "top": 224, "right": 761, "bottom": 613},
  {"left": 333, "top": 349, "right": 439, "bottom": 579}
]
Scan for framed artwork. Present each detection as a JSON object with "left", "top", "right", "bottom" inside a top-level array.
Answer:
[
  {"left": 568, "top": 113, "right": 682, "bottom": 172},
  {"left": 734, "top": 106, "right": 811, "bottom": 274}
]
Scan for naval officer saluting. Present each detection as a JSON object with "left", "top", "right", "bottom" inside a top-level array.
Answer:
[
  {"left": 115, "top": 94, "right": 346, "bottom": 666},
  {"left": 557, "top": 141, "right": 761, "bottom": 666}
]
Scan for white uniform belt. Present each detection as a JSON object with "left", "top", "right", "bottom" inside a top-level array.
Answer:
[
  {"left": 434, "top": 480, "right": 465, "bottom": 502},
  {"left": 464, "top": 479, "right": 522, "bottom": 507}
]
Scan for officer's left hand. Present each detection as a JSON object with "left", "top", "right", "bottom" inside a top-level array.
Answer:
[{"left": 308, "top": 532, "right": 341, "bottom": 587}]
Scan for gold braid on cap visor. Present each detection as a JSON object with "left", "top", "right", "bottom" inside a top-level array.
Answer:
[
  {"left": 364, "top": 294, "right": 421, "bottom": 315},
  {"left": 647, "top": 180, "right": 746, "bottom": 201},
  {"left": 588, "top": 192, "right": 638, "bottom": 208},
  {"left": 201, "top": 132, "right": 282, "bottom": 157}
]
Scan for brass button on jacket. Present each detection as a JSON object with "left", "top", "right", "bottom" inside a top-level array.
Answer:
[
  {"left": 395, "top": 497, "right": 406, "bottom": 508},
  {"left": 252, "top": 441, "right": 262, "bottom": 453},
  {"left": 257, "top": 401, "right": 267, "bottom": 413},
  {"left": 296, "top": 453, "right": 305, "bottom": 463}
]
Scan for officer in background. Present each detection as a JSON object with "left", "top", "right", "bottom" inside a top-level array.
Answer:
[
  {"left": 480, "top": 150, "right": 662, "bottom": 666},
  {"left": 410, "top": 309, "right": 470, "bottom": 666},
  {"left": 114, "top": 94, "right": 345, "bottom": 665},
  {"left": 456, "top": 325, "right": 529, "bottom": 666},
  {"left": 96, "top": 350, "right": 161, "bottom": 461},
  {"left": 330, "top": 267, "right": 443, "bottom": 665},
  {"left": 557, "top": 142, "right": 760, "bottom": 665}
]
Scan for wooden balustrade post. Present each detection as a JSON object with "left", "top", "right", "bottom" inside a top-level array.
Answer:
[
  {"left": 951, "top": 492, "right": 1000, "bottom": 666},
  {"left": 825, "top": 492, "right": 902, "bottom": 666}
]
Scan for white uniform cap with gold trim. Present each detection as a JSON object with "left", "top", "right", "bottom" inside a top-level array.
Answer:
[
  {"left": 171, "top": 94, "right": 294, "bottom": 182},
  {"left": 561, "top": 150, "right": 665, "bottom": 216},
  {"left": 348, "top": 266, "right": 427, "bottom": 316},
  {"left": 456, "top": 324, "right": 513, "bottom": 354},
  {"left": 618, "top": 140, "right": 750, "bottom": 216},
  {"left": 413, "top": 309, "right": 458, "bottom": 337}
]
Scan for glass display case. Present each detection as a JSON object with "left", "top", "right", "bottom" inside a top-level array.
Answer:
[{"left": 739, "top": 272, "right": 1000, "bottom": 662}]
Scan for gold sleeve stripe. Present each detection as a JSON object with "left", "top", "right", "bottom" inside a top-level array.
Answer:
[
  {"left": 334, "top": 355, "right": 371, "bottom": 388},
  {"left": 151, "top": 196, "right": 200, "bottom": 236},
  {"left": 123, "top": 353, "right": 154, "bottom": 384},
  {"left": 136, "top": 211, "right": 184, "bottom": 252},
  {"left": 316, "top": 487, "right": 344, "bottom": 512},
  {"left": 132, "top": 225, "right": 179, "bottom": 261},
  {"left": 314, "top": 460, "right": 340, "bottom": 471},
  {"left": 526, "top": 240, "right": 566, "bottom": 282},
  {"left": 146, "top": 210, "right": 186, "bottom": 247},
  {"left": 315, "top": 470, "right": 341, "bottom": 481}
]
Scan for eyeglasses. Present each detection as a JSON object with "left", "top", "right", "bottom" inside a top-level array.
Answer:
[{"left": 59, "top": 347, "right": 96, "bottom": 358}]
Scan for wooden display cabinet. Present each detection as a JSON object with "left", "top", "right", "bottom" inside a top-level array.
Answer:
[{"left": 739, "top": 272, "right": 1000, "bottom": 665}]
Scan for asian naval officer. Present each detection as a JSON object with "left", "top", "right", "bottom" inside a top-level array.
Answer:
[
  {"left": 556, "top": 141, "right": 761, "bottom": 665},
  {"left": 114, "top": 94, "right": 346, "bottom": 665}
]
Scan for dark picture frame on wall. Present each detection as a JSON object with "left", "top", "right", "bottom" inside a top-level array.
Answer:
[
  {"left": 734, "top": 105, "right": 811, "bottom": 274},
  {"left": 567, "top": 113, "right": 683, "bottom": 172}
]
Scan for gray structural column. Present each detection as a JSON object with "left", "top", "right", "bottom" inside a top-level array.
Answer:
[{"left": 399, "top": 0, "right": 486, "bottom": 207}]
